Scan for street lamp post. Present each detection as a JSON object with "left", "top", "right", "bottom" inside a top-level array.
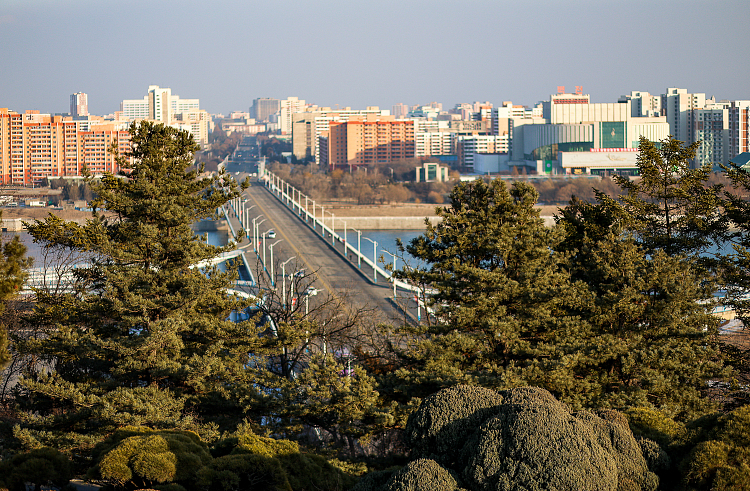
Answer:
[
  {"left": 382, "top": 250, "right": 397, "bottom": 298},
  {"left": 243, "top": 204, "right": 255, "bottom": 239},
  {"left": 253, "top": 216, "right": 265, "bottom": 253},
  {"left": 352, "top": 228, "right": 361, "bottom": 269},
  {"left": 281, "top": 257, "right": 295, "bottom": 307},
  {"left": 362, "top": 237, "right": 378, "bottom": 283},
  {"left": 269, "top": 240, "right": 282, "bottom": 286},
  {"left": 331, "top": 212, "right": 335, "bottom": 246},
  {"left": 343, "top": 220, "right": 347, "bottom": 255}
]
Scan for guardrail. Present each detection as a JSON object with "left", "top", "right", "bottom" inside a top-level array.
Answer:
[{"left": 258, "top": 169, "right": 423, "bottom": 297}]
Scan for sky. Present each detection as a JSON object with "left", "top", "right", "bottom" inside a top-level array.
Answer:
[{"left": 2, "top": 0, "right": 748, "bottom": 116}]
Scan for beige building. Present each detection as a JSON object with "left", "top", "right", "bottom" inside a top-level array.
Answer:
[
  {"left": 292, "top": 107, "right": 390, "bottom": 163},
  {"left": 326, "top": 116, "right": 415, "bottom": 169},
  {"left": 0, "top": 109, "right": 132, "bottom": 185}
]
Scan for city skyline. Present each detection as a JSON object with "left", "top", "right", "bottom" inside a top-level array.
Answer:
[{"left": 2, "top": 0, "right": 748, "bottom": 116}]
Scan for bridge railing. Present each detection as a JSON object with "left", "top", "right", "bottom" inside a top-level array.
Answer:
[{"left": 258, "top": 169, "right": 421, "bottom": 296}]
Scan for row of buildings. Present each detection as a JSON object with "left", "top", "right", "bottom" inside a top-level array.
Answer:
[
  {"left": 281, "top": 88, "right": 750, "bottom": 177},
  {"left": 0, "top": 86, "right": 211, "bottom": 185},
  {"left": 3, "top": 86, "right": 749, "bottom": 185}
]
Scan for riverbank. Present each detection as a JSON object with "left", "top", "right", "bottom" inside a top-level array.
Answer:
[
  {"left": 313, "top": 203, "right": 559, "bottom": 229},
  {"left": 1, "top": 203, "right": 561, "bottom": 232}
]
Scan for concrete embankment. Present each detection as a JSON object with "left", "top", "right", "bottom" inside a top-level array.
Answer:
[{"left": 322, "top": 215, "right": 555, "bottom": 230}]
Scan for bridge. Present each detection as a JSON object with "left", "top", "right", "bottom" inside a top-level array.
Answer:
[{"left": 219, "top": 171, "right": 433, "bottom": 323}]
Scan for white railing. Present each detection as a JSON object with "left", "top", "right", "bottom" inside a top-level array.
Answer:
[{"left": 258, "top": 169, "right": 423, "bottom": 296}]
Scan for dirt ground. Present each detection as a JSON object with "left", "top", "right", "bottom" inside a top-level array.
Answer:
[{"left": 1, "top": 208, "right": 95, "bottom": 221}]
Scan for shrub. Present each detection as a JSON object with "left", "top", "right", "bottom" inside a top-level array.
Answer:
[
  {"left": 88, "top": 426, "right": 212, "bottom": 489},
  {"left": 350, "top": 468, "right": 399, "bottom": 491},
  {"left": 682, "top": 405, "right": 750, "bottom": 490},
  {"left": 0, "top": 447, "right": 73, "bottom": 491},
  {"left": 394, "top": 386, "right": 658, "bottom": 491},
  {"left": 405, "top": 385, "right": 503, "bottom": 467},
  {"left": 196, "top": 453, "right": 291, "bottom": 491},
  {"left": 383, "top": 459, "right": 465, "bottom": 491},
  {"left": 207, "top": 426, "right": 356, "bottom": 491}
]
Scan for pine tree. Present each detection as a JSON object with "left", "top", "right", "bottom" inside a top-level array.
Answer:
[
  {"left": 391, "top": 179, "right": 586, "bottom": 398},
  {"left": 719, "top": 160, "right": 750, "bottom": 324},
  {"left": 597, "top": 135, "right": 725, "bottom": 259},
  {"left": 0, "top": 214, "right": 32, "bottom": 369},
  {"left": 15, "top": 121, "right": 253, "bottom": 451},
  {"left": 388, "top": 178, "right": 725, "bottom": 417}
]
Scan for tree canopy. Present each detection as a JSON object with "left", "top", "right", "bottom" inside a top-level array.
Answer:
[{"left": 14, "top": 121, "right": 252, "bottom": 450}]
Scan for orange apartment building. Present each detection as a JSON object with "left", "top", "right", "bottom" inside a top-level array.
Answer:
[
  {"left": 0, "top": 109, "right": 132, "bottom": 185},
  {"left": 325, "top": 116, "right": 415, "bottom": 169}
]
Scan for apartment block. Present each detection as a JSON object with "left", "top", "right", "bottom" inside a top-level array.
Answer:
[
  {"left": 661, "top": 88, "right": 706, "bottom": 145},
  {"left": 292, "top": 107, "right": 390, "bottom": 163},
  {"left": 278, "top": 97, "right": 305, "bottom": 135},
  {"left": 326, "top": 116, "right": 415, "bottom": 169},
  {"left": 618, "top": 91, "right": 662, "bottom": 117},
  {"left": 729, "top": 100, "right": 750, "bottom": 158},
  {"left": 70, "top": 92, "right": 89, "bottom": 117},
  {"left": 0, "top": 109, "right": 132, "bottom": 185},
  {"left": 251, "top": 98, "right": 280, "bottom": 123}
]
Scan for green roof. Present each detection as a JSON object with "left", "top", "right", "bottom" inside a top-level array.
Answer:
[{"left": 730, "top": 152, "right": 750, "bottom": 168}]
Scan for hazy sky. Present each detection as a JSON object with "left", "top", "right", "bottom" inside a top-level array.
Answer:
[{"left": 2, "top": 0, "right": 748, "bottom": 116}]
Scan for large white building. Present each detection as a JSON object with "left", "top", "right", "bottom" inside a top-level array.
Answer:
[
  {"left": 278, "top": 97, "right": 306, "bottom": 135},
  {"left": 119, "top": 86, "right": 208, "bottom": 146},
  {"left": 513, "top": 93, "right": 670, "bottom": 175}
]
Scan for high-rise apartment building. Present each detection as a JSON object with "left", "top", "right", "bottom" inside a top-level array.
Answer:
[
  {"left": 292, "top": 107, "right": 390, "bottom": 163},
  {"left": 251, "top": 98, "right": 280, "bottom": 123},
  {"left": 0, "top": 109, "right": 132, "bottom": 185},
  {"left": 278, "top": 97, "right": 305, "bottom": 135},
  {"left": 618, "top": 91, "right": 662, "bottom": 117},
  {"left": 694, "top": 101, "right": 730, "bottom": 168},
  {"left": 661, "top": 88, "right": 706, "bottom": 145},
  {"left": 70, "top": 92, "right": 89, "bottom": 117},
  {"left": 392, "top": 103, "right": 409, "bottom": 119},
  {"left": 326, "top": 116, "right": 415, "bottom": 168},
  {"left": 120, "top": 86, "right": 200, "bottom": 125},
  {"left": 729, "top": 100, "right": 750, "bottom": 159}
]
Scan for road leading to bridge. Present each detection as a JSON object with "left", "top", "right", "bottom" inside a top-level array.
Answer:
[{"left": 240, "top": 180, "right": 409, "bottom": 324}]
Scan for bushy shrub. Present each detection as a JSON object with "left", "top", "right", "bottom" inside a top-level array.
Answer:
[
  {"left": 206, "top": 426, "right": 356, "bottom": 491},
  {"left": 388, "top": 386, "right": 658, "bottom": 491},
  {"left": 383, "top": 459, "right": 465, "bottom": 491},
  {"left": 682, "top": 405, "right": 750, "bottom": 490},
  {"left": 625, "top": 407, "right": 687, "bottom": 448},
  {"left": 405, "top": 385, "right": 503, "bottom": 467},
  {"left": 278, "top": 452, "right": 357, "bottom": 491},
  {"left": 196, "top": 453, "right": 291, "bottom": 491},
  {"left": 350, "top": 468, "right": 399, "bottom": 491},
  {"left": 0, "top": 447, "right": 73, "bottom": 491},
  {"left": 88, "top": 426, "right": 212, "bottom": 489}
]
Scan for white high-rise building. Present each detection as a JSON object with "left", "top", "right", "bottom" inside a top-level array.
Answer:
[
  {"left": 694, "top": 101, "right": 730, "bottom": 168},
  {"left": 148, "top": 85, "right": 172, "bottom": 124},
  {"left": 70, "top": 92, "right": 88, "bottom": 117},
  {"left": 120, "top": 86, "right": 200, "bottom": 126},
  {"left": 618, "top": 91, "right": 662, "bottom": 117},
  {"left": 661, "top": 88, "right": 706, "bottom": 145},
  {"left": 278, "top": 97, "right": 306, "bottom": 135}
]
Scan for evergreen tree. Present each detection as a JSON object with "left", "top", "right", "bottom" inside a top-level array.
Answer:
[
  {"left": 719, "top": 160, "right": 750, "bottom": 324},
  {"left": 388, "top": 178, "right": 724, "bottom": 417},
  {"left": 597, "top": 135, "right": 725, "bottom": 259},
  {"left": 15, "top": 122, "right": 253, "bottom": 451},
  {"left": 391, "top": 179, "right": 586, "bottom": 398},
  {"left": 0, "top": 213, "right": 32, "bottom": 369}
]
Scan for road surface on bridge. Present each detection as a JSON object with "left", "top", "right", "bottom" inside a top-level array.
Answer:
[{"left": 239, "top": 180, "right": 410, "bottom": 324}]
